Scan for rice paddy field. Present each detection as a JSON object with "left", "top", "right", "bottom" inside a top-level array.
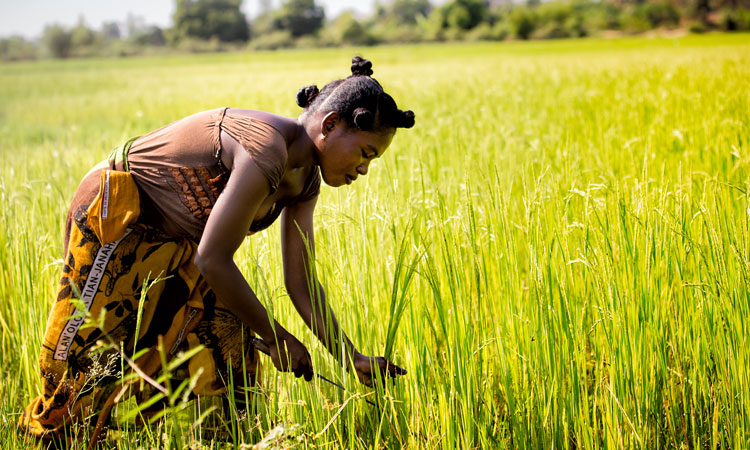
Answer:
[{"left": 1, "top": 33, "right": 749, "bottom": 449}]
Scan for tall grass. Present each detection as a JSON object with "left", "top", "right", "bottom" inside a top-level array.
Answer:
[{"left": 1, "top": 34, "right": 749, "bottom": 448}]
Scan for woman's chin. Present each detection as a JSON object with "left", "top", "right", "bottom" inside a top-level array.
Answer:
[{"left": 321, "top": 174, "right": 347, "bottom": 188}]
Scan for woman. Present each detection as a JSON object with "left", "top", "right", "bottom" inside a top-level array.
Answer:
[{"left": 21, "top": 57, "right": 414, "bottom": 444}]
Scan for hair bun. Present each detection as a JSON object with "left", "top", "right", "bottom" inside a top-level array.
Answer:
[
  {"left": 399, "top": 110, "right": 415, "bottom": 129},
  {"left": 351, "top": 56, "right": 374, "bottom": 77},
  {"left": 352, "top": 107, "right": 375, "bottom": 130},
  {"left": 296, "top": 85, "right": 320, "bottom": 108}
]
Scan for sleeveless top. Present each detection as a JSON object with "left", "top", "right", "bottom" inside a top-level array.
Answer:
[{"left": 126, "top": 107, "right": 320, "bottom": 239}]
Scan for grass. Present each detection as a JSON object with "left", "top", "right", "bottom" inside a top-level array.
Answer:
[{"left": 1, "top": 33, "right": 749, "bottom": 448}]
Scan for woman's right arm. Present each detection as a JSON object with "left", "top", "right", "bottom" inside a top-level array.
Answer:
[{"left": 193, "top": 134, "right": 313, "bottom": 380}]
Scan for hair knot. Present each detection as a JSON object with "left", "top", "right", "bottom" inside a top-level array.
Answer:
[
  {"left": 352, "top": 108, "right": 375, "bottom": 130},
  {"left": 350, "top": 56, "right": 374, "bottom": 77},
  {"left": 399, "top": 110, "right": 415, "bottom": 129},
  {"left": 296, "top": 85, "right": 320, "bottom": 108}
]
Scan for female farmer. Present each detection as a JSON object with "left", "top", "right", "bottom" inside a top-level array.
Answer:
[{"left": 21, "top": 57, "right": 414, "bottom": 443}]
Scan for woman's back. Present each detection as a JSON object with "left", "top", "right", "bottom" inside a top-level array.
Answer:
[{"left": 128, "top": 108, "right": 318, "bottom": 238}]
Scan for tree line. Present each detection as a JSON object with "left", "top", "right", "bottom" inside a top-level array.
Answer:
[{"left": 2, "top": 0, "right": 749, "bottom": 60}]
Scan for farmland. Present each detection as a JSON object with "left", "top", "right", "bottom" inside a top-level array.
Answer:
[{"left": 1, "top": 34, "right": 749, "bottom": 448}]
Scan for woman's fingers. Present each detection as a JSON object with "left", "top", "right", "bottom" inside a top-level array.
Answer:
[
  {"left": 354, "top": 355, "right": 406, "bottom": 387},
  {"left": 282, "top": 343, "right": 313, "bottom": 381},
  {"left": 268, "top": 335, "right": 314, "bottom": 382},
  {"left": 358, "top": 371, "right": 372, "bottom": 387},
  {"left": 387, "top": 361, "right": 407, "bottom": 377},
  {"left": 374, "top": 357, "right": 407, "bottom": 377},
  {"left": 294, "top": 356, "right": 314, "bottom": 381}
]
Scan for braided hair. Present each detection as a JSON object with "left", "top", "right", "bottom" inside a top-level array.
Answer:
[{"left": 296, "top": 56, "right": 415, "bottom": 134}]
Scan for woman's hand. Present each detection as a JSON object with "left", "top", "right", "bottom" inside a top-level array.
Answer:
[
  {"left": 268, "top": 332, "right": 314, "bottom": 381},
  {"left": 351, "top": 352, "right": 407, "bottom": 387}
]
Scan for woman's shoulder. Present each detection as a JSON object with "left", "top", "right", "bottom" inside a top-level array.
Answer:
[
  {"left": 224, "top": 109, "right": 298, "bottom": 143},
  {"left": 221, "top": 109, "right": 296, "bottom": 195}
]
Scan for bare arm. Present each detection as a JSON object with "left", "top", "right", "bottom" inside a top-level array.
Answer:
[
  {"left": 281, "top": 198, "right": 406, "bottom": 385},
  {"left": 194, "top": 133, "right": 312, "bottom": 380},
  {"left": 281, "top": 197, "right": 358, "bottom": 361}
]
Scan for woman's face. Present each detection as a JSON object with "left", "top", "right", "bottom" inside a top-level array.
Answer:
[{"left": 316, "top": 113, "right": 394, "bottom": 187}]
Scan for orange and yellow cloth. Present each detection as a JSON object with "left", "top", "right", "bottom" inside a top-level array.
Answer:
[{"left": 20, "top": 167, "right": 259, "bottom": 443}]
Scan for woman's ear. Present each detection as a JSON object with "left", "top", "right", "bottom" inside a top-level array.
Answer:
[{"left": 321, "top": 112, "right": 339, "bottom": 138}]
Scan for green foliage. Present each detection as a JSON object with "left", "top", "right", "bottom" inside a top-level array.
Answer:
[
  {"left": 510, "top": 7, "right": 537, "bottom": 39},
  {"left": 130, "top": 26, "right": 166, "bottom": 47},
  {"left": 464, "top": 22, "right": 510, "bottom": 41},
  {"left": 432, "top": 0, "right": 489, "bottom": 31},
  {"left": 0, "top": 36, "right": 38, "bottom": 61},
  {"left": 688, "top": 20, "right": 708, "bottom": 32},
  {"left": 324, "top": 12, "right": 379, "bottom": 46},
  {"left": 531, "top": 2, "right": 588, "bottom": 38},
  {"left": 620, "top": 9, "right": 654, "bottom": 32},
  {"left": 248, "top": 30, "right": 295, "bottom": 50},
  {"left": 272, "top": 0, "right": 326, "bottom": 37},
  {"left": 173, "top": 36, "right": 226, "bottom": 52},
  {"left": 171, "top": 0, "right": 249, "bottom": 43},
  {"left": 720, "top": 7, "right": 750, "bottom": 30},
  {"left": 381, "top": 0, "right": 433, "bottom": 25},
  {"left": 580, "top": 2, "right": 622, "bottom": 32},
  {"left": 634, "top": 1, "right": 681, "bottom": 27},
  {"left": 70, "top": 21, "right": 96, "bottom": 48},
  {"left": 67, "top": 20, "right": 109, "bottom": 58},
  {"left": 42, "top": 24, "right": 72, "bottom": 58},
  {"left": 101, "top": 21, "right": 122, "bottom": 41}
]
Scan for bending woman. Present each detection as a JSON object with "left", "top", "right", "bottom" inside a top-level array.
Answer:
[{"left": 21, "top": 57, "right": 414, "bottom": 443}]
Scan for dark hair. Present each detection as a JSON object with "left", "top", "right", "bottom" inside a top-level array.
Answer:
[{"left": 296, "top": 56, "right": 415, "bottom": 134}]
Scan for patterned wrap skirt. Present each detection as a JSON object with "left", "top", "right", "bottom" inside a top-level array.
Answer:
[{"left": 20, "top": 163, "right": 259, "bottom": 442}]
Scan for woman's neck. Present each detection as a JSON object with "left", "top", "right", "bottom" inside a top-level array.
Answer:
[{"left": 286, "top": 113, "right": 319, "bottom": 169}]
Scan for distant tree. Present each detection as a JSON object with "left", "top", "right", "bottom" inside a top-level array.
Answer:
[
  {"left": 382, "top": 0, "right": 433, "bottom": 24},
  {"left": 272, "top": 0, "right": 325, "bottom": 37},
  {"left": 70, "top": 18, "right": 96, "bottom": 48},
  {"left": 126, "top": 14, "right": 146, "bottom": 39},
  {"left": 692, "top": 0, "right": 712, "bottom": 22},
  {"left": 447, "top": 4, "right": 474, "bottom": 28},
  {"left": 171, "top": 0, "right": 250, "bottom": 42},
  {"left": 433, "top": 0, "right": 488, "bottom": 30},
  {"left": 327, "top": 12, "right": 378, "bottom": 45},
  {"left": 636, "top": 2, "right": 680, "bottom": 26},
  {"left": 42, "top": 24, "right": 72, "bottom": 58},
  {"left": 251, "top": 10, "right": 276, "bottom": 38},
  {"left": 0, "top": 36, "right": 38, "bottom": 61},
  {"left": 126, "top": 14, "right": 166, "bottom": 46},
  {"left": 510, "top": 7, "right": 536, "bottom": 38},
  {"left": 131, "top": 26, "right": 167, "bottom": 46},
  {"left": 100, "top": 22, "right": 122, "bottom": 41}
]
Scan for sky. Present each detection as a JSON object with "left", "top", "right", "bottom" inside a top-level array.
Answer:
[{"left": 0, "top": 0, "right": 375, "bottom": 39}]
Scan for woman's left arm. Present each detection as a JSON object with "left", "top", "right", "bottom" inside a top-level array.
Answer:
[{"left": 281, "top": 197, "right": 406, "bottom": 386}]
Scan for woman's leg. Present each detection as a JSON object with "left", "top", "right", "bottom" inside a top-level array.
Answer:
[{"left": 19, "top": 206, "right": 207, "bottom": 443}]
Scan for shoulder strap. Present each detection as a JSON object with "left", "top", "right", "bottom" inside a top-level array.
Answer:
[{"left": 107, "top": 136, "right": 139, "bottom": 172}]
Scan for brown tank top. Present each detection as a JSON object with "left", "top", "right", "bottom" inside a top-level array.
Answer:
[{"left": 126, "top": 107, "right": 320, "bottom": 239}]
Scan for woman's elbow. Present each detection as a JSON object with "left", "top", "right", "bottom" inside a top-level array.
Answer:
[
  {"left": 194, "top": 252, "right": 229, "bottom": 279},
  {"left": 193, "top": 253, "right": 211, "bottom": 276}
]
